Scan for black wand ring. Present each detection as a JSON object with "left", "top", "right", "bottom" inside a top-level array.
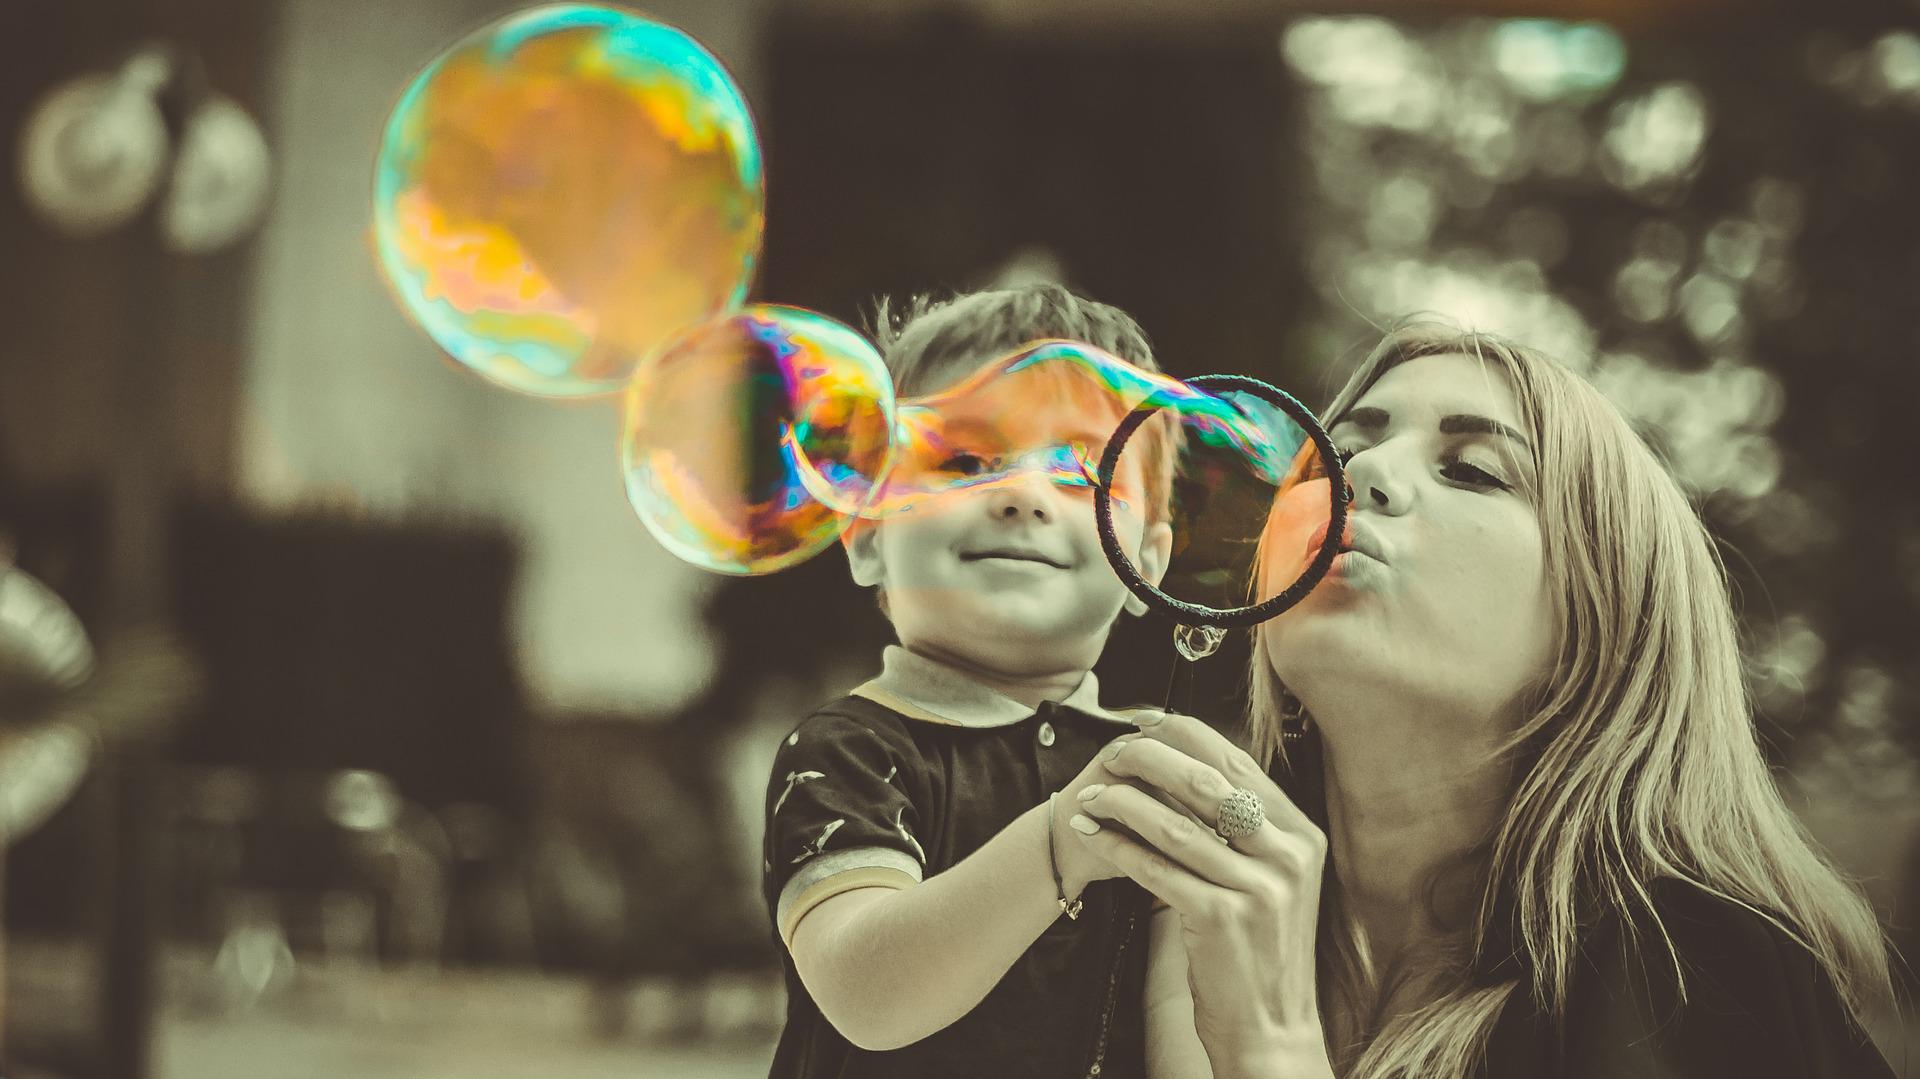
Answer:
[{"left": 1093, "top": 373, "right": 1349, "bottom": 629}]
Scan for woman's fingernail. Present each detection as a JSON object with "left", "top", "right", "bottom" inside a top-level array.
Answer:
[
  {"left": 1131, "top": 710, "right": 1164, "bottom": 727},
  {"left": 1102, "top": 741, "right": 1126, "bottom": 762},
  {"left": 1069, "top": 814, "right": 1102, "bottom": 835},
  {"left": 1078, "top": 784, "right": 1105, "bottom": 801}
]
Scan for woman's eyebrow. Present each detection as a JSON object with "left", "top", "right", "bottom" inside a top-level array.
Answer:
[
  {"left": 1333, "top": 406, "right": 1390, "bottom": 432},
  {"left": 1333, "top": 406, "right": 1529, "bottom": 450},
  {"left": 1439, "top": 413, "right": 1531, "bottom": 451},
  {"left": 1332, "top": 406, "right": 1532, "bottom": 458}
]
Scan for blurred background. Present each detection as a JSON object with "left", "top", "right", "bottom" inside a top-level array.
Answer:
[{"left": 2, "top": 0, "right": 1916, "bottom": 1076}]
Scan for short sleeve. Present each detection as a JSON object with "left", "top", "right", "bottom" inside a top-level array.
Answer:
[{"left": 764, "top": 710, "right": 929, "bottom": 947}]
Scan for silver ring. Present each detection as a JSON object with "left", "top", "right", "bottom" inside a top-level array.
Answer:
[{"left": 1214, "top": 787, "right": 1266, "bottom": 841}]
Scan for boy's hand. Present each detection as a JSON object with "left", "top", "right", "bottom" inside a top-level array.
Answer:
[
  {"left": 1050, "top": 735, "right": 1143, "bottom": 896},
  {"left": 1053, "top": 717, "right": 1227, "bottom": 899}
]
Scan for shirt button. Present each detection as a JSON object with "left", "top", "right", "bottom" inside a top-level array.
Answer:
[{"left": 1037, "top": 721, "right": 1057, "bottom": 748}]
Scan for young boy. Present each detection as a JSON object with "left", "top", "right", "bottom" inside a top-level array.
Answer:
[{"left": 761, "top": 284, "right": 1181, "bottom": 1079}]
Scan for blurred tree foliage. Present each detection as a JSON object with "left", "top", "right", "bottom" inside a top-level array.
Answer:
[{"left": 1277, "top": 1, "right": 1919, "bottom": 791}]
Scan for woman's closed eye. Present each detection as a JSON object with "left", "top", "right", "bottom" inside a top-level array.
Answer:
[{"left": 1440, "top": 454, "right": 1511, "bottom": 491}]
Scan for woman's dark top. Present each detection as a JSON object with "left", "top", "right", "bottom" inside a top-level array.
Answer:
[{"left": 1478, "top": 877, "right": 1895, "bottom": 1078}]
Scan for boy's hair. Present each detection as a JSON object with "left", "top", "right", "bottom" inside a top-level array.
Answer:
[{"left": 871, "top": 284, "right": 1182, "bottom": 526}]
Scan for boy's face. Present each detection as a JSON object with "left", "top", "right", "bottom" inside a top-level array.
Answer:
[{"left": 844, "top": 354, "right": 1174, "bottom": 677}]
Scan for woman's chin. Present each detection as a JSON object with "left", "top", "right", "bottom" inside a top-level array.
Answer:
[{"left": 1266, "top": 619, "right": 1383, "bottom": 687}]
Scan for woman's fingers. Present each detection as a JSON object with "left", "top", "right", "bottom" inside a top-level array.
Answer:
[
  {"left": 1074, "top": 782, "right": 1277, "bottom": 890},
  {"left": 1124, "top": 710, "right": 1266, "bottom": 792},
  {"left": 1101, "top": 734, "right": 1317, "bottom": 846},
  {"left": 1100, "top": 736, "right": 1236, "bottom": 830},
  {"left": 1124, "top": 712, "right": 1317, "bottom": 833},
  {"left": 1071, "top": 820, "right": 1212, "bottom": 914}
]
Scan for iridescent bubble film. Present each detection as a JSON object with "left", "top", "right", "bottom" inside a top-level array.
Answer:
[
  {"left": 373, "top": 3, "right": 764, "bottom": 397},
  {"left": 621, "top": 305, "right": 895, "bottom": 575},
  {"left": 867, "top": 341, "right": 1299, "bottom": 519},
  {"left": 1159, "top": 394, "right": 1328, "bottom": 614},
  {"left": 869, "top": 341, "right": 1330, "bottom": 614},
  {"left": 621, "top": 332, "right": 1320, "bottom": 580},
  {"left": 1250, "top": 435, "right": 1348, "bottom": 604}
]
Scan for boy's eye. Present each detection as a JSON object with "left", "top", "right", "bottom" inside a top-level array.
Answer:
[{"left": 937, "top": 452, "right": 991, "bottom": 476}]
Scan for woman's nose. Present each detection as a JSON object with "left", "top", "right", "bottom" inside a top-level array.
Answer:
[{"left": 1342, "top": 446, "right": 1410, "bottom": 514}]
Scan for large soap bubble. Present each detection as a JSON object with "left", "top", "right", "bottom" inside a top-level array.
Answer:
[{"left": 373, "top": 3, "right": 764, "bottom": 397}]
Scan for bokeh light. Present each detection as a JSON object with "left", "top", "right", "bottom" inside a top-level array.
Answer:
[
  {"left": 1600, "top": 82, "right": 1710, "bottom": 193},
  {"left": 1491, "top": 20, "right": 1626, "bottom": 103}
]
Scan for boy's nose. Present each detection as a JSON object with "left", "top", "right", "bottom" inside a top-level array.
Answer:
[{"left": 985, "top": 477, "right": 1051, "bottom": 522}]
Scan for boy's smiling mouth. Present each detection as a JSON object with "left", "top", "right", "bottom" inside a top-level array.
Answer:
[{"left": 960, "top": 547, "right": 1070, "bottom": 569}]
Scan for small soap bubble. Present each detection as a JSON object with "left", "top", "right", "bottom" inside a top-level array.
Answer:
[{"left": 621, "top": 305, "right": 895, "bottom": 574}]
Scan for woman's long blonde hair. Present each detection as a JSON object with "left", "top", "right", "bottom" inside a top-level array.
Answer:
[{"left": 1247, "top": 323, "right": 1892, "bottom": 1077}]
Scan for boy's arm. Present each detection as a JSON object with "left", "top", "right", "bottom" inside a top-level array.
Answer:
[
  {"left": 1144, "top": 905, "right": 1216, "bottom": 1079},
  {"left": 788, "top": 799, "right": 1093, "bottom": 1051}
]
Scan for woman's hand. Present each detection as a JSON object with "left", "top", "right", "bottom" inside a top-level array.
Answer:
[{"left": 1070, "top": 711, "right": 1334, "bottom": 1079}]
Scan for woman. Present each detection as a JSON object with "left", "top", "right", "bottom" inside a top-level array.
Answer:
[{"left": 1069, "top": 325, "right": 1896, "bottom": 1077}]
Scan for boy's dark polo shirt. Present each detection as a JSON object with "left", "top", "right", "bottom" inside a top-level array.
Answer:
[{"left": 762, "top": 646, "right": 1152, "bottom": 1079}]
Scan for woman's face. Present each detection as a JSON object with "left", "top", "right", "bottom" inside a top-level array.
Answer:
[{"left": 1261, "top": 353, "right": 1555, "bottom": 726}]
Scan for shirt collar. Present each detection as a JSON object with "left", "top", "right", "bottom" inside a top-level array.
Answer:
[{"left": 851, "top": 645, "right": 1136, "bottom": 729}]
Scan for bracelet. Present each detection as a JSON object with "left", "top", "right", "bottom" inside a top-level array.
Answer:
[{"left": 1046, "top": 792, "right": 1084, "bottom": 920}]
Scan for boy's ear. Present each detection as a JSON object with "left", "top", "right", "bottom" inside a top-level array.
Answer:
[
  {"left": 1122, "top": 520, "right": 1175, "bottom": 617},
  {"left": 841, "top": 521, "right": 886, "bottom": 588}
]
